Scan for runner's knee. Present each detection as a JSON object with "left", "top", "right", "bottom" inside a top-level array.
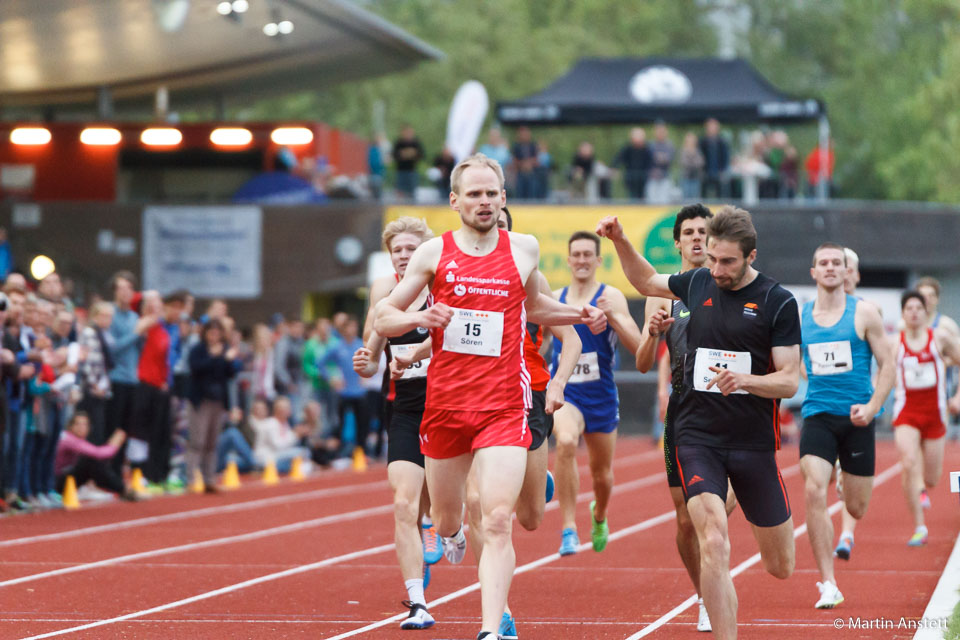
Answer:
[
  {"left": 762, "top": 547, "right": 794, "bottom": 580},
  {"left": 482, "top": 505, "right": 514, "bottom": 541},
  {"left": 555, "top": 430, "right": 578, "bottom": 455},
  {"left": 844, "top": 498, "right": 868, "bottom": 520},
  {"left": 393, "top": 492, "right": 420, "bottom": 526},
  {"left": 516, "top": 498, "right": 544, "bottom": 532}
]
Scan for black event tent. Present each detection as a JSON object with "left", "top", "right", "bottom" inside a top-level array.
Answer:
[{"left": 496, "top": 57, "right": 824, "bottom": 126}]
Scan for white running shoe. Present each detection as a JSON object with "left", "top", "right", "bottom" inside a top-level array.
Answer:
[
  {"left": 399, "top": 601, "right": 435, "bottom": 630},
  {"left": 815, "top": 581, "right": 844, "bottom": 609},
  {"left": 696, "top": 598, "right": 712, "bottom": 632},
  {"left": 442, "top": 526, "right": 467, "bottom": 564}
]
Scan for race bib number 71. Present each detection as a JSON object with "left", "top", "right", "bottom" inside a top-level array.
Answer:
[{"left": 693, "top": 347, "right": 751, "bottom": 394}]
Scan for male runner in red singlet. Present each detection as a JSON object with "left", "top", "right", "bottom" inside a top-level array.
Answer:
[
  {"left": 892, "top": 290, "right": 960, "bottom": 546},
  {"left": 375, "top": 153, "right": 604, "bottom": 640}
]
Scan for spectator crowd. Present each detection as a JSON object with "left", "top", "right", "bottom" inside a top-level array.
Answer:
[
  {"left": 368, "top": 118, "right": 833, "bottom": 203},
  {"left": 0, "top": 269, "right": 382, "bottom": 512}
]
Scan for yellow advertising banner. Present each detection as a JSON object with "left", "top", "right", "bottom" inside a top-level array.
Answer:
[{"left": 384, "top": 205, "right": 681, "bottom": 298}]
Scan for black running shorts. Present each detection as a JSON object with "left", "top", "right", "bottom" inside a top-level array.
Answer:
[
  {"left": 388, "top": 410, "right": 425, "bottom": 467},
  {"left": 528, "top": 389, "right": 554, "bottom": 452},
  {"left": 676, "top": 444, "right": 791, "bottom": 527},
  {"left": 799, "top": 413, "right": 876, "bottom": 477},
  {"left": 664, "top": 395, "right": 681, "bottom": 488}
]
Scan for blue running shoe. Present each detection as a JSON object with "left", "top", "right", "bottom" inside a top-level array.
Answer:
[
  {"left": 558, "top": 527, "right": 579, "bottom": 556},
  {"left": 423, "top": 562, "right": 431, "bottom": 590},
  {"left": 422, "top": 523, "right": 443, "bottom": 565},
  {"left": 544, "top": 470, "right": 555, "bottom": 503},
  {"left": 499, "top": 612, "right": 518, "bottom": 639}
]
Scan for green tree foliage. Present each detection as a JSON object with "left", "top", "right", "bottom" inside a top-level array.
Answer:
[
  {"left": 243, "top": 0, "right": 715, "bottom": 172},
  {"left": 746, "top": 0, "right": 959, "bottom": 201}
]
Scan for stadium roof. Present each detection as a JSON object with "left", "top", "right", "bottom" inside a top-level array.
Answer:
[
  {"left": 0, "top": 0, "right": 443, "bottom": 113},
  {"left": 497, "top": 57, "right": 824, "bottom": 126}
]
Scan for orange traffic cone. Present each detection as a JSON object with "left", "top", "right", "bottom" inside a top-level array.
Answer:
[
  {"left": 62, "top": 475, "right": 80, "bottom": 510},
  {"left": 352, "top": 446, "right": 368, "bottom": 472},
  {"left": 130, "top": 467, "right": 146, "bottom": 493},
  {"left": 190, "top": 469, "right": 205, "bottom": 494},
  {"left": 221, "top": 460, "right": 241, "bottom": 489},
  {"left": 289, "top": 456, "right": 305, "bottom": 482},
  {"left": 262, "top": 461, "right": 279, "bottom": 485}
]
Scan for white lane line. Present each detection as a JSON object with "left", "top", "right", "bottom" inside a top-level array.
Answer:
[
  {"left": 2, "top": 465, "right": 664, "bottom": 589},
  {"left": 0, "top": 479, "right": 389, "bottom": 549},
  {"left": 17, "top": 543, "right": 396, "bottom": 640},
  {"left": 913, "top": 522, "right": 960, "bottom": 639},
  {"left": 1, "top": 447, "right": 659, "bottom": 550},
  {"left": 624, "top": 462, "right": 902, "bottom": 639},
  {"left": 13, "top": 462, "right": 672, "bottom": 639}
]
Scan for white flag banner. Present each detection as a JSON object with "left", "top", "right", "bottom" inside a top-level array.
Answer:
[
  {"left": 142, "top": 206, "right": 262, "bottom": 298},
  {"left": 445, "top": 81, "right": 489, "bottom": 162}
]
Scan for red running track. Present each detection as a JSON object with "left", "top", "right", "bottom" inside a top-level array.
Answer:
[{"left": 1, "top": 437, "right": 957, "bottom": 639}]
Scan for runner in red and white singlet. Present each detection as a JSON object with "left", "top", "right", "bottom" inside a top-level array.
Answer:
[
  {"left": 375, "top": 153, "right": 604, "bottom": 640},
  {"left": 891, "top": 290, "right": 960, "bottom": 546},
  {"left": 422, "top": 227, "right": 531, "bottom": 455}
]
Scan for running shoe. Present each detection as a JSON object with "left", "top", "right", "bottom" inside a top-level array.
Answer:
[
  {"left": 422, "top": 523, "right": 443, "bottom": 565},
  {"left": 834, "top": 460, "right": 843, "bottom": 499},
  {"left": 423, "top": 561, "right": 431, "bottom": 590},
  {"left": 163, "top": 477, "right": 186, "bottom": 495},
  {"left": 545, "top": 470, "right": 555, "bottom": 503},
  {"left": 697, "top": 598, "right": 711, "bottom": 632},
  {"left": 908, "top": 527, "right": 929, "bottom": 546},
  {"left": 441, "top": 526, "right": 467, "bottom": 564},
  {"left": 920, "top": 489, "right": 931, "bottom": 509},
  {"left": 399, "top": 600, "right": 435, "bottom": 630},
  {"left": 46, "top": 491, "right": 63, "bottom": 507},
  {"left": 834, "top": 534, "right": 854, "bottom": 561},
  {"left": 558, "top": 527, "right": 579, "bottom": 556},
  {"left": 815, "top": 581, "right": 844, "bottom": 609},
  {"left": 499, "top": 612, "right": 518, "bottom": 639},
  {"left": 590, "top": 500, "right": 609, "bottom": 552},
  {"left": 476, "top": 632, "right": 498, "bottom": 640}
]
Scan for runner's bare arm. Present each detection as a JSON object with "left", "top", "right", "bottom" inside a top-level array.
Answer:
[
  {"left": 934, "top": 328, "right": 960, "bottom": 413},
  {"left": 352, "top": 330, "right": 386, "bottom": 378},
  {"left": 851, "top": 302, "right": 895, "bottom": 425},
  {"left": 362, "top": 275, "right": 396, "bottom": 343},
  {"left": 707, "top": 344, "right": 800, "bottom": 398},
  {"left": 595, "top": 285, "right": 643, "bottom": 355},
  {"left": 524, "top": 271, "right": 607, "bottom": 334},
  {"left": 595, "top": 215, "right": 674, "bottom": 299},
  {"left": 656, "top": 348, "right": 671, "bottom": 423},
  {"left": 635, "top": 296, "right": 672, "bottom": 372},
  {"left": 375, "top": 239, "right": 451, "bottom": 337}
]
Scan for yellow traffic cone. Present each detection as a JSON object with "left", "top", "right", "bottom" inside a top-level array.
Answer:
[
  {"left": 130, "top": 467, "right": 146, "bottom": 492},
  {"left": 190, "top": 469, "right": 205, "bottom": 494},
  {"left": 289, "top": 456, "right": 305, "bottom": 482},
  {"left": 262, "top": 460, "right": 279, "bottom": 485},
  {"left": 352, "top": 446, "right": 368, "bottom": 472},
  {"left": 221, "top": 460, "right": 241, "bottom": 489},
  {"left": 62, "top": 475, "right": 80, "bottom": 510}
]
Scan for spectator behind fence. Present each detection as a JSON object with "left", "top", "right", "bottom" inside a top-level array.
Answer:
[
  {"left": 319, "top": 314, "right": 369, "bottom": 460},
  {"left": 2, "top": 287, "right": 34, "bottom": 510},
  {"left": 431, "top": 147, "right": 457, "bottom": 201},
  {"left": 805, "top": 141, "right": 835, "bottom": 197},
  {"left": 55, "top": 412, "right": 136, "bottom": 501},
  {"left": 647, "top": 121, "right": 676, "bottom": 203},
  {"left": 368, "top": 134, "right": 388, "bottom": 200},
  {"left": 477, "top": 128, "right": 512, "bottom": 177},
  {"left": 535, "top": 141, "right": 552, "bottom": 199},
  {"left": 613, "top": 127, "right": 653, "bottom": 200},
  {"left": 274, "top": 318, "right": 307, "bottom": 421},
  {"left": 392, "top": 125, "right": 424, "bottom": 200},
  {"left": 77, "top": 302, "right": 114, "bottom": 445},
  {"left": 250, "top": 397, "right": 310, "bottom": 473},
  {"left": 249, "top": 323, "right": 276, "bottom": 405},
  {"left": 129, "top": 291, "right": 168, "bottom": 487},
  {"left": 303, "top": 318, "right": 341, "bottom": 438},
  {"left": 679, "top": 132, "right": 705, "bottom": 199},
  {"left": 570, "top": 141, "right": 598, "bottom": 200},
  {"left": 511, "top": 126, "right": 539, "bottom": 199},
  {"left": 106, "top": 271, "right": 141, "bottom": 468},
  {"left": 187, "top": 319, "right": 239, "bottom": 493},
  {"left": 698, "top": 117, "right": 730, "bottom": 198}
]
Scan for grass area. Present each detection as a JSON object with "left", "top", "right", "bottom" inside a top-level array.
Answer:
[{"left": 948, "top": 589, "right": 960, "bottom": 640}]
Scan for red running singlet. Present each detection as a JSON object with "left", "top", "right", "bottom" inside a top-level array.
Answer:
[
  {"left": 524, "top": 323, "right": 551, "bottom": 392},
  {"left": 426, "top": 229, "right": 531, "bottom": 411},
  {"left": 893, "top": 328, "right": 947, "bottom": 439}
]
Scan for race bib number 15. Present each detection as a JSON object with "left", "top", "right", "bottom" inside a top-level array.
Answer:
[
  {"left": 693, "top": 347, "right": 751, "bottom": 394},
  {"left": 442, "top": 308, "right": 504, "bottom": 357}
]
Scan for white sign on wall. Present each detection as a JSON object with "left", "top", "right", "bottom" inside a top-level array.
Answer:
[{"left": 143, "top": 206, "right": 262, "bottom": 298}]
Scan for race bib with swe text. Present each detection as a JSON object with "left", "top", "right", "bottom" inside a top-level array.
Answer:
[
  {"left": 442, "top": 308, "right": 504, "bottom": 357},
  {"left": 693, "top": 347, "right": 751, "bottom": 394}
]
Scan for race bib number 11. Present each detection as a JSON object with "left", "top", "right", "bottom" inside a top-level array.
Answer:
[
  {"left": 693, "top": 347, "right": 751, "bottom": 394},
  {"left": 442, "top": 308, "right": 504, "bottom": 357}
]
